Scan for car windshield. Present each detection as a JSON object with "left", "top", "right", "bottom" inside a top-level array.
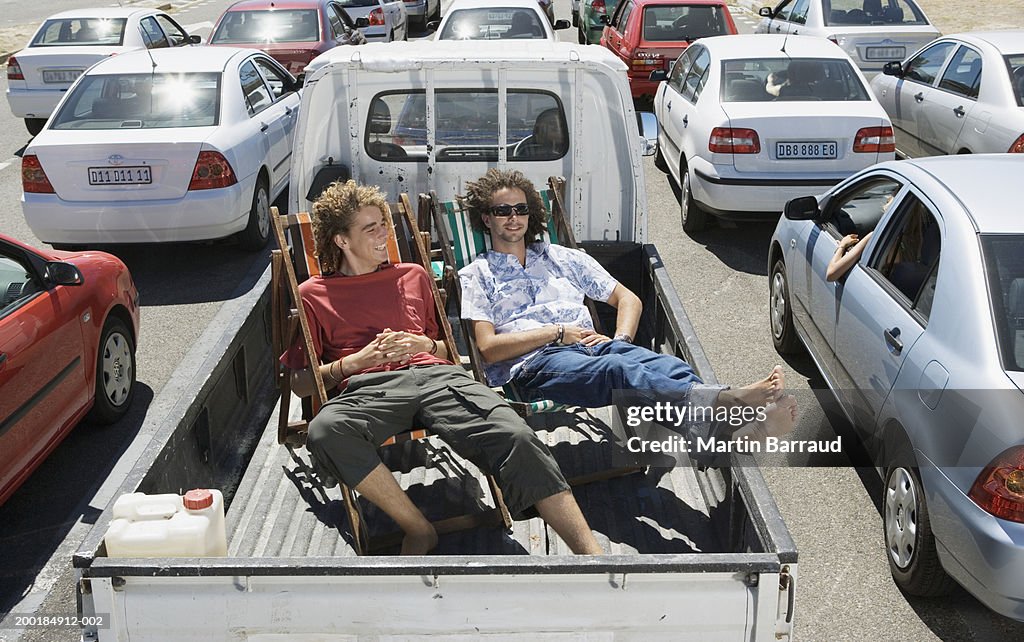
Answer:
[
  {"left": 641, "top": 5, "right": 729, "bottom": 42},
  {"left": 721, "top": 57, "right": 870, "bottom": 101},
  {"left": 50, "top": 73, "right": 220, "bottom": 130},
  {"left": 1005, "top": 54, "right": 1024, "bottom": 107},
  {"left": 30, "top": 18, "right": 127, "bottom": 46},
  {"left": 822, "top": 0, "right": 928, "bottom": 26},
  {"left": 439, "top": 8, "right": 546, "bottom": 39},
  {"left": 211, "top": 9, "right": 320, "bottom": 43},
  {"left": 982, "top": 234, "right": 1024, "bottom": 372}
]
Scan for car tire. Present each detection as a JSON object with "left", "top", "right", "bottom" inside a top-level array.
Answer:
[
  {"left": 25, "top": 118, "right": 46, "bottom": 136},
  {"left": 238, "top": 179, "right": 271, "bottom": 251},
  {"left": 769, "top": 259, "right": 803, "bottom": 354},
  {"left": 572, "top": 10, "right": 578, "bottom": 28},
  {"left": 654, "top": 143, "right": 668, "bottom": 173},
  {"left": 883, "top": 453, "right": 958, "bottom": 597},
  {"left": 431, "top": 0, "right": 441, "bottom": 21},
  {"left": 85, "top": 316, "right": 136, "bottom": 425},
  {"left": 679, "top": 161, "right": 708, "bottom": 233}
]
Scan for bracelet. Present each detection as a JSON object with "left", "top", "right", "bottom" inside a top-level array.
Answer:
[
  {"left": 328, "top": 358, "right": 343, "bottom": 382},
  {"left": 428, "top": 338, "right": 439, "bottom": 355},
  {"left": 613, "top": 333, "right": 633, "bottom": 343},
  {"left": 553, "top": 323, "right": 565, "bottom": 346}
]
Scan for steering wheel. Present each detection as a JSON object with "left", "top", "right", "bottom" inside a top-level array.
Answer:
[{"left": 511, "top": 135, "right": 537, "bottom": 159}]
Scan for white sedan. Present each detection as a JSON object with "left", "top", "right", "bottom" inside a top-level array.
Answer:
[
  {"left": 5, "top": 7, "right": 198, "bottom": 136},
  {"left": 870, "top": 31, "right": 1024, "bottom": 157},
  {"left": 434, "top": 0, "right": 570, "bottom": 40},
  {"left": 21, "top": 47, "right": 301, "bottom": 251},
  {"left": 653, "top": 34, "right": 895, "bottom": 232},
  {"left": 754, "top": 0, "right": 941, "bottom": 75}
]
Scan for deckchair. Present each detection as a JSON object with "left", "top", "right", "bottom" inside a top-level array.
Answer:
[{"left": 269, "top": 196, "right": 512, "bottom": 555}]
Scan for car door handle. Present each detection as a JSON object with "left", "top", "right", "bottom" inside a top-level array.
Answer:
[
  {"left": 667, "top": 101, "right": 672, "bottom": 111},
  {"left": 953, "top": 105, "right": 965, "bottom": 117},
  {"left": 884, "top": 327, "right": 903, "bottom": 355},
  {"left": 914, "top": 92, "right": 924, "bottom": 103},
  {"left": 260, "top": 122, "right": 269, "bottom": 132},
  {"left": 682, "top": 114, "right": 688, "bottom": 127},
  {"left": 775, "top": 25, "right": 781, "bottom": 32},
  {"left": 284, "top": 106, "right": 293, "bottom": 116}
]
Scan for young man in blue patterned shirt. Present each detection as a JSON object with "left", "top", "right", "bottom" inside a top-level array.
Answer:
[{"left": 458, "top": 169, "right": 796, "bottom": 441}]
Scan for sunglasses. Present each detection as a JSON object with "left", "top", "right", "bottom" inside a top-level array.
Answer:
[{"left": 488, "top": 202, "right": 530, "bottom": 217}]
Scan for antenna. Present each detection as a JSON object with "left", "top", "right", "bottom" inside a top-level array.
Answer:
[{"left": 781, "top": 29, "right": 789, "bottom": 54}]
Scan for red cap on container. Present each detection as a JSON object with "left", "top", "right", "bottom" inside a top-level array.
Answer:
[{"left": 183, "top": 489, "right": 214, "bottom": 510}]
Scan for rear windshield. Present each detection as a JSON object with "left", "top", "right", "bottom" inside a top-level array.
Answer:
[
  {"left": 30, "top": 18, "right": 127, "bottom": 47},
  {"left": 439, "top": 8, "right": 547, "bottom": 40},
  {"left": 822, "top": 0, "right": 928, "bottom": 26},
  {"left": 721, "top": 57, "right": 870, "bottom": 101},
  {"left": 642, "top": 5, "right": 730, "bottom": 42},
  {"left": 50, "top": 73, "right": 221, "bottom": 130},
  {"left": 982, "top": 234, "right": 1024, "bottom": 372},
  {"left": 1006, "top": 54, "right": 1024, "bottom": 107},
  {"left": 211, "top": 9, "right": 320, "bottom": 43}
]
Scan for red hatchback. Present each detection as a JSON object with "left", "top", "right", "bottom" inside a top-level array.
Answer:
[
  {"left": 0, "top": 235, "right": 139, "bottom": 506},
  {"left": 600, "top": 0, "right": 737, "bottom": 101},
  {"left": 210, "top": 0, "right": 367, "bottom": 77}
]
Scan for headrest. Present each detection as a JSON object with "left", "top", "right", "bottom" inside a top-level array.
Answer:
[{"left": 368, "top": 101, "right": 391, "bottom": 134}]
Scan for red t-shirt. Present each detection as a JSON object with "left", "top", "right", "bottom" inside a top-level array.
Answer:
[{"left": 280, "top": 263, "right": 450, "bottom": 381}]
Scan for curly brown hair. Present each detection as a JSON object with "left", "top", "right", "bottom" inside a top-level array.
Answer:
[
  {"left": 311, "top": 180, "right": 389, "bottom": 275},
  {"left": 462, "top": 169, "right": 548, "bottom": 242}
]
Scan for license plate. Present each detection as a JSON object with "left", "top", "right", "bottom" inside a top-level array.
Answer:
[
  {"left": 865, "top": 46, "right": 905, "bottom": 61},
  {"left": 776, "top": 141, "right": 838, "bottom": 160},
  {"left": 88, "top": 166, "right": 152, "bottom": 186},
  {"left": 42, "top": 69, "right": 83, "bottom": 84}
]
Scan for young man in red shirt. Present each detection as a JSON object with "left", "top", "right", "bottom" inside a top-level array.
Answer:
[{"left": 282, "top": 180, "right": 601, "bottom": 556}]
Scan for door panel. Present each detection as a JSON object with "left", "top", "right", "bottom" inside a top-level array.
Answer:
[
  {"left": 917, "top": 45, "right": 981, "bottom": 155},
  {"left": 895, "top": 41, "right": 957, "bottom": 157}
]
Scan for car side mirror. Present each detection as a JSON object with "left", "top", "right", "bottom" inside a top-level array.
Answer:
[
  {"left": 649, "top": 69, "right": 668, "bottom": 82},
  {"left": 44, "top": 261, "right": 83, "bottom": 286},
  {"left": 882, "top": 61, "right": 903, "bottom": 77},
  {"left": 426, "top": 20, "right": 440, "bottom": 31},
  {"left": 599, "top": 15, "right": 611, "bottom": 25},
  {"left": 355, "top": 17, "right": 369, "bottom": 28},
  {"left": 783, "top": 196, "right": 820, "bottom": 220},
  {"left": 188, "top": 34, "right": 202, "bottom": 44},
  {"left": 292, "top": 74, "right": 305, "bottom": 89},
  {"left": 759, "top": 7, "right": 773, "bottom": 17},
  {"left": 553, "top": 19, "right": 571, "bottom": 30},
  {"left": 638, "top": 112, "right": 658, "bottom": 156}
]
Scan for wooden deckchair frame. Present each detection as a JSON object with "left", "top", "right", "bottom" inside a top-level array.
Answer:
[{"left": 270, "top": 197, "right": 512, "bottom": 555}]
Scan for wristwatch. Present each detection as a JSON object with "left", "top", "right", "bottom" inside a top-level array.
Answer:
[{"left": 613, "top": 333, "right": 633, "bottom": 343}]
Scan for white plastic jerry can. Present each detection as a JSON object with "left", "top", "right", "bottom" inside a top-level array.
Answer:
[{"left": 104, "top": 489, "right": 227, "bottom": 557}]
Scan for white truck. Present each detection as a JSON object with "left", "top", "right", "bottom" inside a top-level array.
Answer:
[{"left": 74, "top": 42, "right": 799, "bottom": 641}]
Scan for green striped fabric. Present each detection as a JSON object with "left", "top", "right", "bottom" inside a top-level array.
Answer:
[{"left": 443, "top": 189, "right": 559, "bottom": 271}]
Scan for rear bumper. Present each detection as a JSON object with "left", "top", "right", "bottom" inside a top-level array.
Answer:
[
  {"left": 6, "top": 87, "right": 65, "bottom": 119},
  {"left": 404, "top": 1, "right": 426, "bottom": 19},
  {"left": 22, "top": 179, "right": 253, "bottom": 244},
  {"left": 689, "top": 156, "right": 844, "bottom": 215}
]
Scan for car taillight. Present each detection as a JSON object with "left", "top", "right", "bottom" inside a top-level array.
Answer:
[
  {"left": 593, "top": 0, "right": 606, "bottom": 14},
  {"left": 853, "top": 126, "right": 895, "bottom": 152},
  {"left": 369, "top": 8, "right": 385, "bottom": 25},
  {"left": 7, "top": 55, "right": 24, "bottom": 81},
  {"left": 1008, "top": 134, "right": 1024, "bottom": 153},
  {"left": 709, "top": 127, "right": 760, "bottom": 154},
  {"left": 22, "top": 154, "right": 54, "bottom": 193},
  {"left": 968, "top": 446, "right": 1024, "bottom": 523},
  {"left": 631, "top": 50, "right": 664, "bottom": 71},
  {"left": 188, "top": 151, "right": 237, "bottom": 190}
]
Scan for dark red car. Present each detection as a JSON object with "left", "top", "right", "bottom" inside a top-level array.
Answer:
[
  {"left": 210, "top": 0, "right": 367, "bottom": 78},
  {"left": 0, "top": 234, "right": 139, "bottom": 506},
  {"left": 600, "top": 0, "right": 737, "bottom": 100}
]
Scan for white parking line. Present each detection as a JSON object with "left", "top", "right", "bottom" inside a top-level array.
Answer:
[{"left": 0, "top": 157, "right": 20, "bottom": 172}]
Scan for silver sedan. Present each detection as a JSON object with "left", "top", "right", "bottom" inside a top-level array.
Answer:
[
  {"left": 870, "top": 31, "right": 1024, "bottom": 156},
  {"left": 768, "top": 155, "right": 1024, "bottom": 621}
]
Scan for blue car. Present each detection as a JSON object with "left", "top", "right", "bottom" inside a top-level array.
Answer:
[{"left": 769, "top": 155, "right": 1024, "bottom": 621}]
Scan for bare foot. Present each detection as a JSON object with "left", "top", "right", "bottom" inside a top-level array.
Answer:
[
  {"left": 719, "top": 365, "right": 784, "bottom": 409},
  {"left": 400, "top": 526, "right": 438, "bottom": 555}
]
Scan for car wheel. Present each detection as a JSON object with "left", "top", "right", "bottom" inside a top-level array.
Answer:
[
  {"left": 86, "top": 316, "right": 136, "bottom": 425},
  {"left": 769, "top": 259, "right": 803, "bottom": 354},
  {"left": 238, "top": 179, "right": 271, "bottom": 251},
  {"left": 883, "top": 456, "right": 957, "bottom": 596},
  {"left": 679, "top": 161, "right": 708, "bottom": 233},
  {"left": 25, "top": 118, "right": 46, "bottom": 136},
  {"left": 654, "top": 142, "right": 668, "bottom": 172}
]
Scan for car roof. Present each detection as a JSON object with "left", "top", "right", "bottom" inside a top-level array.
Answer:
[
  {"left": 312, "top": 39, "right": 625, "bottom": 68},
  {"left": 224, "top": 0, "right": 323, "bottom": 9},
  {"left": 87, "top": 46, "right": 253, "bottom": 75},
  {"left": 900, "top": 155, "right": 1024, "bottom": 234},
  {"left": 629, "top": 0, "right": 728, "bottom": 5},
  {"left": 698, "top": 34, "right": 856, "bottom": 59},
  {"left": 446, "top": 0, "right": 549, "bottom": 8},
  {"left": 949, "top": 30, "right": 1024, "bottom": 55},
  {"left": 44, "top": 7, "right": 157, "bottom": 20}
]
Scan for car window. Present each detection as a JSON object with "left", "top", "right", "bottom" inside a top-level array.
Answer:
[
  {"left": 721, "top": 57, "right": 870, "bottom": 101},
  {"left": 154, "top": 14, "right": 190, "bottom": 47},
  {"left": 0, "top": 251, "right": 43, "bottom": 318},
  {"left": 789, "top": 0, "right": 810, "bottom": 24},
  {"left": 212, "top": 9, "right": 322, "bottom": 43},
  {"left": 681, "top": 47, "right": 710, "bottom": 103},
  {"left": 1006, "top": 54, "right": 1024, "bottom": 107},
  {"left": 937, "top": 46, "right": 982, "bottom": 99},
  {"left": 981, "top": 234, "right": 1024, "bottom": 372},
  {"left": 240, "top": 60, "right": 274, "bottom": 115},
  {"left": 825, "top": 177, "right": 902, "bottom": 237},
  {"left": 772, "top": 0, "right": 793, "bottom": 22},
  {"left": 868, "top": 194, "right": 941, "bottom": 316},
  {"left": 824, "top": 0, "right": 929, "bottom": 26},
  {"left": 610, "top": 0, "right": 633, "bottom": 31},
  {"left": 669, "top": 47, "right": 697, "bottom": 92},
  {"left": 50, "top": 72, "right": 220, "bottom": 129},
  {"left": 253, "top": 57, "right": 293, "bottom": 100},
  {"left": 139, "top": 16, "right": 170, "bottom": 49},
  {"left": 439, "top": 8, "right": 546, "bottom": 39},
  {"left": 30, "top": 18, "right": 127, "bottom": 46},
  {"left": 643, "top": 5, "right": 729, "bottom": 41},
  {"left": 902, "top": 41, "right": 957, "bottom": 86},
  {"left": 328, "top": 5, "right": 346, "bottom": 37}
]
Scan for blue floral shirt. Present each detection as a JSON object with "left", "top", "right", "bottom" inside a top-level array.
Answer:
[{"left": 460, "top": 242, "right": 617, "bottom": 386}]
